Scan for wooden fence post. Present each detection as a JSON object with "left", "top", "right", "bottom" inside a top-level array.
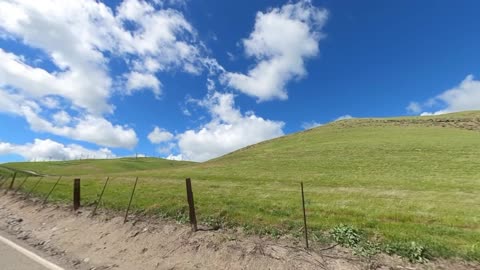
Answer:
[
  {"left": 73, "top": 178, "right": 81, "bottom": 211},
  {"left": 43, "top": 176, "right": 62, "bottom": 205},
  {"left": 185, "top": 178, "right": 197, "bottom": 232},
  {"left": 4, "top": 172, "right": 17, "bottom": 194},
  {"left": 92, "top": 177, "right": 110, "bottom": 216},
  {"left": 301, "top": 182, "right": 309, "bottom": 249}
]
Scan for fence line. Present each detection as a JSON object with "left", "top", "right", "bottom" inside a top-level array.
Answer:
[
  {"left": 14, "top": 176, "right": 29, "bottom": 194},
  {"left": 2, "top": 172, "right": 475, "bottom": 254},
  {"left": 0, "top": 174, "right": 312, "bottom": 247},
  {"left": 25, "top": 177, "right": 43, "bottom": 199},
  {"left": 124, "top": 177, "right": 139, "bottom": 223},
  {"left": 4, "top": 172, "right": 16, "bottom": 194},
  {"left": 91, "top": 177, "right": 110, "bottom": 216},
  {"left": 43, "top": 176, "right": 62, "bottom": 205}
]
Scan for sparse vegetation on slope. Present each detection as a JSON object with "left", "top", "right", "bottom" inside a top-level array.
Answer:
[{"left": 2, "top": 111, "right": 480, "bottom": 261}]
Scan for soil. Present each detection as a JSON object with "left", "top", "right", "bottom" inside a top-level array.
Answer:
[
  {"left": 331, "top": 117, "right": 480, "bottom": 132},
  {"left": 0, "top": 195, "right": 478, "bottom": 270}
]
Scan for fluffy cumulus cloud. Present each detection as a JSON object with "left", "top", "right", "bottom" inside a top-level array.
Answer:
[
  {"left": 407, "top": 74, "right": 480, "bottom": 115},
  {"left": 124, "top": 72, "right": 162, "bottom": 98},
  {"left": 148, "top": 127, "right": 174, "bottom": 144},
  {"left": 0, "top": 139, "right": 115, "bottom": 161},
  {"left": 0, "top": 0, "right": 329, "bottom": 162},
  {"left": 0, "top": 0, "right": 204, "bottom": 149},
  {"left": 224, "top": 0, "right": 328, "bottom": 101},
  {"left": 21, "top": 107, "right": 138, "bottom": 149},
  {"left": 176, "top": 92, "right": 285, "bottom": 161}
]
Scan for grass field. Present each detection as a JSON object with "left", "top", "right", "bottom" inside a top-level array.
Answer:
[{"left": 1, "top": 111, "right": 480, "bottom": 261}]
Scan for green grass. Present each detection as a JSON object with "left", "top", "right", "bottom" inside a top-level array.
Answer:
[
  {"left": 2, "top": 111, "right": 480, "bottom": 261},
  {"left": 4, "top": 157, "right": 195, "bottom": 176}
]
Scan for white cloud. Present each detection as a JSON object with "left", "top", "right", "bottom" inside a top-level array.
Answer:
[
  {"left": 52, "top": 111, "right": 71, "bottom": 126},
  {"left": 22, "top": 107, "right": 138, "bottom": 149},
  {"left": 334, "top": 114, "right": 353, "bottom": 121},
  {"left": 156, "top": 142, "right": 176, "bottom": 155},
  {"left": 0, "top": 0, "right": 202, "bottom": 106},
  {"left": 0, "top": 88, "right": 28, "bottom": 115},
  {"left": 166, "top": 153, "right": 184, "bottom": 161},
  {"left": 0, "top": 139, "right": 115, "bottom": 161},
  {"left": 224, "top": 0, "right": 328, "bottom": 101},
  {"left": 409, "top": 74, "right": 480, "bottom": 115},
  {"left": 0, "top": 0, "right": 208, "bottom": 149},
  {"left": 41, "top": 97, "right": 60, "bottom": 109},
  {"left": 148, "top": 127, "right": 174, "bottom": 144},
  {"left": 301, "top": 121, "right": 322, "bottom": 130},
  {"left": 124, "top": 71, "right": 162, "bottom": 98},
  {"left": 176, "top": 92, "right": 284, "bottom": 161},
  {"left": 0, "top": 89, "right": 138, "bottom": 148},
  {"left": 115, "top": 0, "right": 202, "bottom": 74},
  {"left": 117, "top": 0, "right": 154, "bottom": 20},
  {"left": 406, "top": 102, "right": 422, "bottom": 114},
  {"left": 0, "top": 10, "right": 113, "bottom": 115},
  {"left": 156, "top": 0, "right": 188, "bottom": 7}
]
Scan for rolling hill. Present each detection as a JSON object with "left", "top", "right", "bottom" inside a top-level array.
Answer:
[{"left": 1, "top": 111, "right": 480, "bottom": 261}]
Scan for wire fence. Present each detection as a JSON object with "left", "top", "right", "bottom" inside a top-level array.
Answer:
[{"left": 0, "top": 171, "right": 479, "bottom": 257}]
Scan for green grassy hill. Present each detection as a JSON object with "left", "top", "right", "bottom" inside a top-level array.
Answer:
[
  {"left": 1, "top": 111, "right": 480, "bottom": 261},
  {"left": 3, "top": 157, "right": 195, "bottom": 176}
]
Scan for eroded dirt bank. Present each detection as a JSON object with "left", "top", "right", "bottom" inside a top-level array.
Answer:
[{"left": 0, "top": 195, "right": 477, "bottom": 270}]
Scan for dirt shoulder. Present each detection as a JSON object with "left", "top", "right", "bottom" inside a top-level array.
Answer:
[{"left": 0, "top": 195, "right": 477, "bottom": 270}]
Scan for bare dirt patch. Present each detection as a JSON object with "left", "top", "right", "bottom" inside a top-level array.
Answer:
[
  {"left": 0, "top": 195, "right": 477, "bottom": 270},
  {"left": 332, "top": 117, "right": 480, "bottom": 132}
]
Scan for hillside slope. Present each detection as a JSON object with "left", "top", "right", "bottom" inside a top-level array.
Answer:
[
  {"left": 2, "top": 157, "right": 195, "bottom": 176},
  {"left": 1, "top": 111, "right": 480, "bottom": 260}
]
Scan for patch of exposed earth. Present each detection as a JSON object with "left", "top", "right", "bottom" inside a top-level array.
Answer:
[
  {"left": 332, "top": 117, "right": 480, "bottom": 132},
  {"left": 0, "top": 195, "right": 478, "bottom": 270}
]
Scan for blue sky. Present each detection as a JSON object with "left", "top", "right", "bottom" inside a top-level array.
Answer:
[{"left": 0, "top": 0, "right": 479, "bottom": 162}]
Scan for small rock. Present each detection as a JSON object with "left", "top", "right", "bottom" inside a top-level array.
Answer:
[
  {"left": 17, "top": 233, "right": 29, "bottom": 240},
  {"left": 84, "top": 257, "right": 90, "bottom": 263},
  {"left": 33, "top": 240, "right": 45, "bottom": 247}
]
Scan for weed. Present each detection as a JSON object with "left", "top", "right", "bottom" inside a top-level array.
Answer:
[
  {"left": 384, "top": 242, "right": 429, "bottom": 263},
  {"left": 175, "top": 210, "right": 189, "bottom": 224},
  {"left": 331, "top": 224, "right": 362, "bottom": 248},
  {"left": 330, "top": 224, "right": 379, "bottom": 258}
]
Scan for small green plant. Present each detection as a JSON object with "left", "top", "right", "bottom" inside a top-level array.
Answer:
[
  {"left": 353, "top": 241, "right": 380, "bottom": 258},
  {"left": 408, "top": 242, "right": 429, "bottom": 263},
  {"left": 384, "top": 241, "right": 429, "bottom": 263},
  {"left": 201, "top": 215, "right": 225, "bottom": 230},
  {"left": 175, "top": 210, "right": 189, "bottom": 224},
  {"left": 330, "top": 224, "right": 379, "bottom": 258},
  {"left": 331, "top": 224, "right": 362, "bottom": 247}
]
